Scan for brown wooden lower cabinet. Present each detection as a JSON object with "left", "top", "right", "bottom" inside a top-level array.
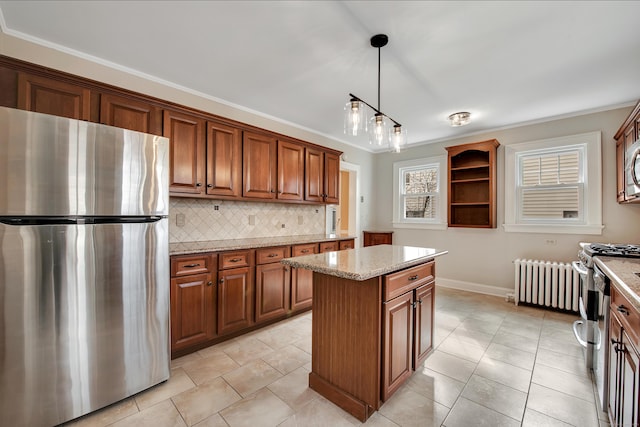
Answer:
[
  {"left": 255, "top": 246, "right": 291, "bottom": 323},
  {"left": 608, "top": 287, "right": 640, "bottom": 427},
  {"left": 310, "top": 260, "right": 436, "bottom": 422},
  {"left": 363, "top": 231, "right": 393, "bottom": 247},
  {"left": 217, "top": 266, "right": 253, "bottom": 335}
]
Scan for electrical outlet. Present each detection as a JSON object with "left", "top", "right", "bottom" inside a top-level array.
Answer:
[
  {"left": 176, "top": 213, "right": 185, "bottom": 227},
  {"left": 361, "top": 196, "right": 364, "bottom": 203},
  {"left": 545, "top": 239, "right": 557, "bottom": 245},
  {"left": 281, "top": 224, "right": 286, "bottom": 228},
  {"left": 298, "top": 215, "right": 303, "bottom": 225},
  {"left": 214, "top": 205, "right": 219, "bottom": 211},
  {"left": 248, "top": 215, "right": 255, "bottom": 225}
]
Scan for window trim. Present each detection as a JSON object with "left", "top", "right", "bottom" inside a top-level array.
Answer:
[
  {"left": 503, "top": 131, "right": 603, "bottom": 235},
  {"left": 393, "top": 155, "right": 448, "bottom": 230}
]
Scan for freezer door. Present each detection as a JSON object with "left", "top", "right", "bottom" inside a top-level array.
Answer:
[
  {"left": 0, "top": 107, "right": 169, "bottom": 217},
  {"left": 0, "top": 219, "right": 170, "bottom": 427}
]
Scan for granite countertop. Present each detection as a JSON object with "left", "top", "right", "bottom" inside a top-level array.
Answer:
[
  {"left": 170, "top": 234, "right": 357, "bottom": 255},
  {"left": 594, "top": 256, "right": 640, "bottom": 312},
  {"left": 280, "top": 245, "right": 448, "bottom": 281}
]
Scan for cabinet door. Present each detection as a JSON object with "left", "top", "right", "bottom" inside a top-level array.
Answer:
[
  {"left": 277, "top": 140, "right": 304, "bottom": 201},
  {"left": 291, "top": 267, "right": 313, "bottom": 312},
  {"left": 382, "top": 291, "right": 414, "bottom": 401},
  {"left": 206, "top": 121, "right": 242, "bottom": 197},
  {"left": 324, "top": 151, "right": 340, "bottom": 204},
  {"left": 170, "top": 273, "right": 216, "bottom": 353},
  {"left": 620, "top": 329, "right": 639, "bottom": 427},
  {"left": 319, "top": 241, "right": 339, "bottom": 253},
  {"left": 17, "top": 72, "right": 90, "bottom": 120},
  {"left": 100, "top": 93, "right": 161, "bottom": 134},
  {"left": 218, "top": 266, "right": 253, "bottom": 335},
  {"left": 617, "top": 139, "right": 626, "bottom": 202},
  {"left": 339, "top": 239, "right": 355, "bottom": 250},
  {"left": 623, "top": 122, "right": 638, "bottom": 202},
  {"left": 305, "top": 147, "right": 324, "bottom": 202},
  {"left": 610, "top": 313, "right": 623, "bottom": 425},
  {"left": 255, "top": 262, "right": 290, "bottom": 323},
  {"left": 414, "top": 282, "right": 434, "bottom": 368},
  {"left": 164, "top": 110, "right": 206, "bottom": 194},
  {"left": 243, "top": 132, "right": 277, "bottom": 199}
]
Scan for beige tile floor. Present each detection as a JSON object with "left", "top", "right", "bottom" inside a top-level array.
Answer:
[{"left": 63, "top": 287, "right": 609, "bottom": 427}]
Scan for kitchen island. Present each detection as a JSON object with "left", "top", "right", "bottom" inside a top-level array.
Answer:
[{"left": 281, "top": 245, "right": 447, "bottom": 422}]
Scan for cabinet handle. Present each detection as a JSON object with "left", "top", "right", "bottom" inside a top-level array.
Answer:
[
  {"left": 408, "top": 275, "right": 419, "bottom": 281},
  {"left": 418, "top": 299, "right": 423, "bottom": 305},
  {"left": 219, "top": 278, "right": 225, "bottom": 283},
  {"left": 611, "top": 338, "right": 624, "bottom": 353},
  {"left": 267, "top": 253, "right": 279, "bottom": 258},
  {"left": 183, "top": 263, "right": 201, "bottom": 268},
  {"left": 617, "top": 305, "right": 630, "bottom": 316},
  {"left": 229, "top": 258, "right": 242, "bottom": 263},
  {"left": 412, "top": 301, "right": 418, "bottom": 309},
  {"left": 207, "top": 281, "right": 213, "bottom": 286},
  {"left": 284, "top": 267, "right": 289, "bottom": 272},
  {"left": 301, "top": 249, "right": 309, "bottom": 253},
  {"left": 196, "top": 182, "right": 202, "bottom": 187}
]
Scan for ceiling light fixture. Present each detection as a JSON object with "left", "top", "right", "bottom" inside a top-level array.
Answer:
[
  {"left": 448, "top": 112, "right": 471, "bottom": 127},
  {"left": 344, "top": 34, "right": 406, "bottom": 153}
]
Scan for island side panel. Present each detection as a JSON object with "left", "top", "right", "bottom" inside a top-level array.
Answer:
[{"left": 309, "top": 272, "right": 382, "bottom": 421}]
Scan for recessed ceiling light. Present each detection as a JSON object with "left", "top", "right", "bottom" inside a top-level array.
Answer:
[{"left": 448, "top": 112, "right": 471, "bottom": 127}]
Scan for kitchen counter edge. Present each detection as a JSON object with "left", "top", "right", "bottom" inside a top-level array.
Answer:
[{"left": 594, "top": 256, "right": 640, "bottom": 312}]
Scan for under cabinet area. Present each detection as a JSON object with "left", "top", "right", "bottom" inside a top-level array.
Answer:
[
  {"left": 445, "top": 139, "right": 499, "bottom": 228},
  {"left": 169, "top": 237, "right": 355, "bottom": 358}
]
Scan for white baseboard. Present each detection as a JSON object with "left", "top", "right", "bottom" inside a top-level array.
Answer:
[{"left": 436, "top": 278, "right": 511, "bottom": 299}]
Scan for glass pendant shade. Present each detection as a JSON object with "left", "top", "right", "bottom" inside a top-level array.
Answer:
[
  {"left": 344, "top": 99, "right": 367, "bottom": 136},
  {"left": 389, "top": 125, "right": 407, "bottom": 153},
  {"left": 369, "top": 113, "right": 387, "bottom": 146}
]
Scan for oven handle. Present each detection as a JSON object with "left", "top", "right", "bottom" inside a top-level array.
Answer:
[
  {"left": 572, "top": 320, "right": 588, "bottom": 348},
  {"left": 572, "top": 260, "right": 589, "bottom": 276}
]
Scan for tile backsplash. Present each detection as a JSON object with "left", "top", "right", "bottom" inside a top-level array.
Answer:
[{"left": 169, "top": 198, "right": 326, "bottom": 243}]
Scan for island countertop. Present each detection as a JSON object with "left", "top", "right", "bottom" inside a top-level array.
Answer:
[{"left": 281, "top": 244, "right": 448, "bottom": 281}]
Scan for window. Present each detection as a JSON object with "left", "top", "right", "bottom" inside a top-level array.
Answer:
[
  {"left": 393, "top": 156, "right": 447, "bottom": 229},
  {"left": 504, "top": 131, "right": 603, "bottom": 234}
]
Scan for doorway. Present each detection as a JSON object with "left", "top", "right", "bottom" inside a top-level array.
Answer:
[{"left": 338, "top": 161, "right": 360, "bottom": 244}]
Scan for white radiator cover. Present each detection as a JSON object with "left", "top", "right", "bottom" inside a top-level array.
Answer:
[{"left": 513, "top": 259, "right": 579, "bottom": 312}]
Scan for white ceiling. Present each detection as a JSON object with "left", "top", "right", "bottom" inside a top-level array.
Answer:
[{"left": 2, "top": 1, "right": 640, "bottom": 152}]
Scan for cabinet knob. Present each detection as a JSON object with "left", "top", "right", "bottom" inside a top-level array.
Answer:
[
  {"left": 207, "top": 184, "right": 213, "bottom": 188},
  {"left": 207, "top": 281, "right": 213, "bottom": 286},
  {"left": 617, "top": 305, "right": 630, "bottom": 316},
  {"left": 219, "top": 278, "right": 225, "bottom": 284},
  {"left": 230, "top": 258, "right": 241, "bottom": 263},
  {"left": 408, "top": 275, "right": 419, "bottom": 281},
  {"left": 196, "top": 182, "right": 202, "bottom": 187},
  {"left": 267, "top": 253, "right": 278, "bottom": 258}
]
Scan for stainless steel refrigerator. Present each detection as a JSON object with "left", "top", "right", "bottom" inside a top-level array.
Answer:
[{"left": 0, "top": 107, "right": 170, "bottom": 426}]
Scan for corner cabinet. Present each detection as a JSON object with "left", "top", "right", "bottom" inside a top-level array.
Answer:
[{"left": 445, "top": 139, "right": 499, "bottom": 228}]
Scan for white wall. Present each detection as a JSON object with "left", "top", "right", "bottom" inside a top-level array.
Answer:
[
  {"left": 0, "top": 30, "right": 378, "bottom": 238},
  {"left": 374, "top": 108, "right": 640, "bottom": 294}
]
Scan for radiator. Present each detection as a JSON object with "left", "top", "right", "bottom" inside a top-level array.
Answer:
[{"left": 513, "top": 259, "right": 579, "bottom": 312}]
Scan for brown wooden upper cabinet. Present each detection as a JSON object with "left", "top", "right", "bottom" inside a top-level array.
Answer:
[
  {"left": 99, "top": 93, "right": 162, "bottom": 135},
  {"left": 17, "top": 72, "right": 91, "bottom": 121},
  {"left": 243, "top": 131, "right": 278, "bottom": 199},
  {"left": 305, "top": 147, "right": 340, "bottom": 204},
  {"left": 206, "top": 121, "right": 242, "bottom": 198},
  {"left": 164, "top": 109, "right": 206, "bottom": 194},
  {"left": 445, "top": 139, "right": 499, "bottom": 228},
  {"left": 277, "top": 139, "right": 305, "bottom": 201},
  {"left": 614, "top": 100, "right": 640, "bottom": 203}
]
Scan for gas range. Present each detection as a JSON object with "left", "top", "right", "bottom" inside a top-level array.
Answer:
[{"left": 583, "top": 243, "right": 640, "bottom": 258}]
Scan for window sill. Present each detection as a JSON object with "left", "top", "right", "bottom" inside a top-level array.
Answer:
[
  {"left": 502, "top": 223, "right": 604, "bottom": 235},
  {"left": 393, "top": 222, "right": 448, "bottom": 231}
]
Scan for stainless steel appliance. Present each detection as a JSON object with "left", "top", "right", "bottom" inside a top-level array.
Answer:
[
  {"left": 0, "top": 107, "right": 170, "bottom": 426},
  {"left": 572, "top": 248, "right": 597, "bottom": 370},
  {"left": 576, "top": 243, "right": 640, "bottom": 413},
  {"left": 625, "top": 139, "right": 640, "bottom": 198}
]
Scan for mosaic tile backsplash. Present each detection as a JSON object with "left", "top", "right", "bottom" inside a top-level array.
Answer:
[{"left": 169, "top": 198, "right": 326, "bottom": 243}]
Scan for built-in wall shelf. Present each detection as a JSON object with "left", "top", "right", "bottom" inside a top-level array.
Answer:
[{"left": 445, "top": 139, "right": 499, "bottom": 228}]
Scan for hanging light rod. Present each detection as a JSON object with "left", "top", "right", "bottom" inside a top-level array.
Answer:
[{"left": 344, "top": 33, "right": 407, "bottom": 151}]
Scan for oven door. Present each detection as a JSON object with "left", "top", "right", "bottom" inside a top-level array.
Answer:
[
  {"left": 571, "top": 260, "right": 595, "bottom": 369},
  {"left": 593, "top": 264, "right": 610, "bottom": 412}
]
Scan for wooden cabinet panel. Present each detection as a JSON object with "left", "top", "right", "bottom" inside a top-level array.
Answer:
[
  {"left": 291, "top": 267, "right": 313, "bottom": 312},
  {"left": 292, "top": 243, "right": 318, "bottom": 257},
  {"left": 218, "top": 266, "right": 253, "bottom": 335},
  {"left": 219, "top": 250, "right": 253, "bottom": 270},
  {"left": 255, "top": 262, "right": 290, "bottom": 323},
  {"left": 617, "top": 139, "right": 626, "bottom": 202},
  {"left": 339, "top": 239, "right": 355, "bottom": 250},
  {"left": 363, "top": 231, "right": 393, "bottom": 247},
  {"left": 256, "top": 246, "right": 290, "bottom": 265},
  {"left": 384, "top": 261, "right": 434, "bottom": 301},
  {"left": 319, "top": 241, "right": 339, "bottom": 253},
  {"left": 206, "top": 121, "right": 242, "bottom": 197},
  {"left": 382, "top": 291, "right": 413, "bottom": 401},
  {"left": 164, "top": 110, "right": 206, "bottom": 194},
  {"left": 99, "top": 93, "right": 161, "bottom": 134},
  {"left": 305, "top": 147, "right": 324, "bottom": 202},
  {"left": 324, "top": 151, "right": 340, "bottom": 204},
  {"left": 243, "top": 131, "right": 277, "bottom": 199},
  {"left": 171, "top": 254, "right": 212, "bottom": 277},
  {"left": 277, "top": 140, "right": 305, "bottom": 201},
  {"left": 17, "top": 72, "right": 90, "bottom": 120},
  {"left": 414, "top": 282, "right": 434, "bottom": 368},
  {"left": 623, "top": 122, "right": 638, "bottom": 203},
  {"left": 170, "top": 272, "right": 216, "bottom": 353}
]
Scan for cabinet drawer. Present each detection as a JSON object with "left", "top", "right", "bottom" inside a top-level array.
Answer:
[
  {"left": 611, "top": 286, "right": 640, "bottom": 347},
  {"left": 219, "top": 250, "right": 253, "bottom": 270},
  {"left": 171, "top": 254, "right": 213, "bottom": 277},
  {"left": 319, "top": 241, "right": 339, "bottom": 253},
  {"left": 292, "top": 243, "right": 318, "bottom": 257},
  {"left": 383, "top": 262, "right": 434, "bottom": 301},
  {"left": 256, "top": 246, "right": 291, "bottom": 264},
  {"left": 339, "top": 239, "right": 355, "bottom": 250}
]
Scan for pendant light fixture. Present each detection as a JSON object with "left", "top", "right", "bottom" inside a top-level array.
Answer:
[{"left": 344, "top": 34, "right": 406, "bottom": 152}]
